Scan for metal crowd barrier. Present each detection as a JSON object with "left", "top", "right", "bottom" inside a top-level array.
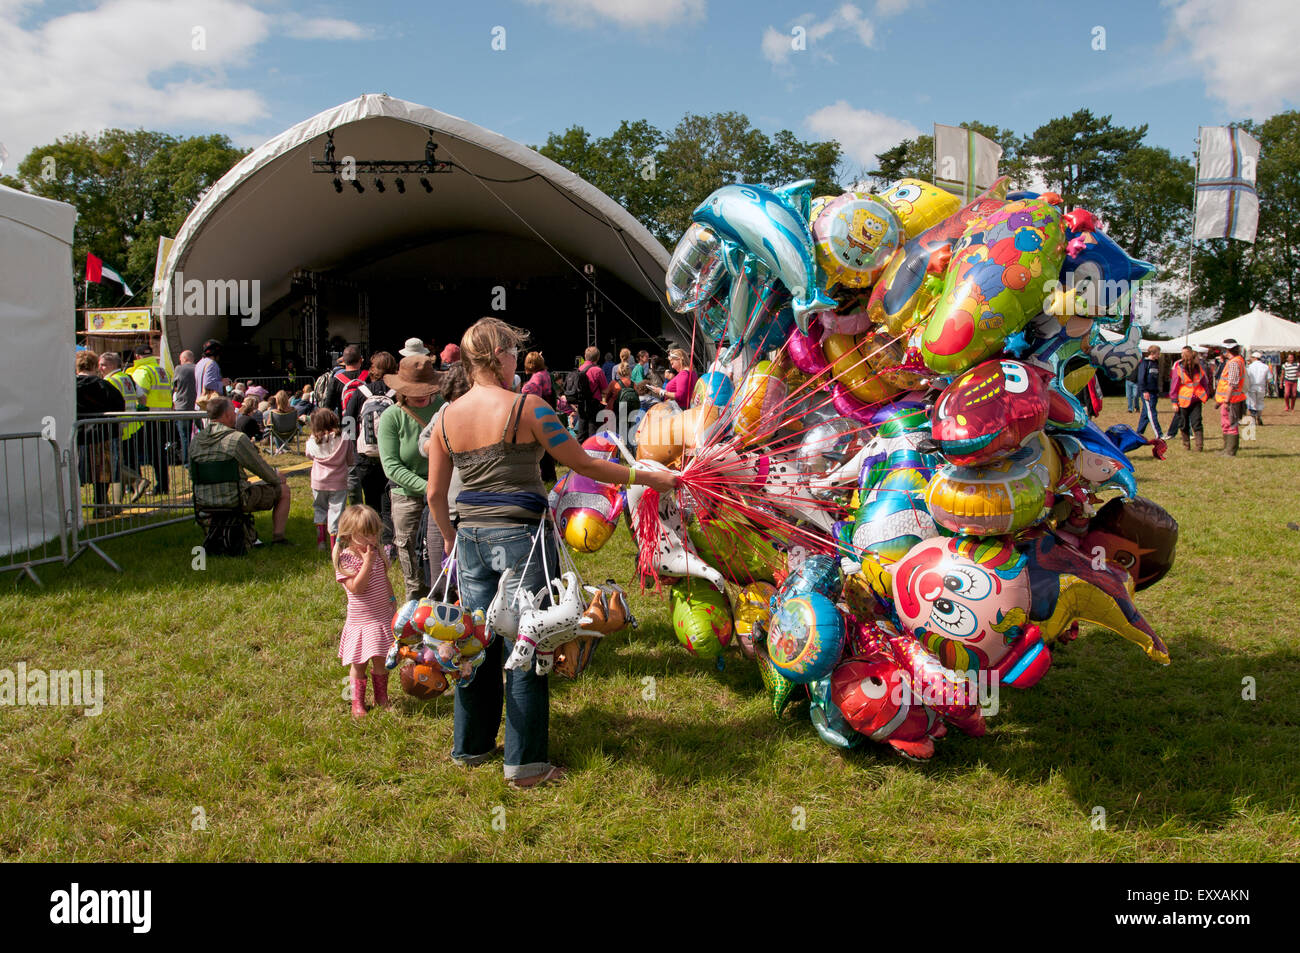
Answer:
[
  {"left": 241, "top": 375, "right": 316, "bottom": 395},
  {"left": 0, "top": 432, "right": 69, "bottom": 586},
  {"left": 64, "top": 411, "right": 206, "bottom": 572}
]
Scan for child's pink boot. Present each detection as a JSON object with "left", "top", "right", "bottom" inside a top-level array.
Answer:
[
  {"left": 316, "top": 524, "right": 328, "bottom": 550},
  {"left": 372, "top": 669, "right": 391, "bottom": 710},
  {"left": 350, "top": 675, "right": 367, "bottom": 718}
]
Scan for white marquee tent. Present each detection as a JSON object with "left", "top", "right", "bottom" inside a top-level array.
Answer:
[
  {"left": 1183, "top": 310, "right": 1300, "bottom": 353},
  {"left": 0, "top": 184, "right": 77, "bottom": 559},
  {"left": 158, "top": 93, "right": 680, "bottom": 361}
]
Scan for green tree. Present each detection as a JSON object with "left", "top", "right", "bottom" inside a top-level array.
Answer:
[
  {"left": 11, "top": 129, "right": 244, "bottom": 311},
  {"left": 1021, "top": 109, "right": 1147, "bottom": 209},
  {"left": 541, "top": 112, "right": 842, "bottom": 246}
]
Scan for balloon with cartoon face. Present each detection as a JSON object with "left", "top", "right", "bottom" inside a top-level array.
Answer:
[
  {"left": 930, "top": 359, "right": 1052, "bottom": 466},
  {"left": 888, "top": 535, "right": 1032, "bottom": 673},
  {"left": 1081, "top": 496, "right": 1178, "bottom": 591},
  {"left": 879, "top": 178, "right": 962, "bottom": 239},
  {"left": 767, "top": 592, "right": 845, "bottom": 683},
  {"left": 812, "top": 192, "right": 902, "bottom": 290}
]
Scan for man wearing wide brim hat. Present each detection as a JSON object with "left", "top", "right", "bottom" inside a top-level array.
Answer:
[
  {"left": 377, "top": 355, "right": 446, "bottom": 602},
  {"left": 399, "top": 337, "right": 430, "bottom": 358}
]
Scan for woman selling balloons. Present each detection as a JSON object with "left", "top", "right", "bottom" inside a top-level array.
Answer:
[{"left": 405, "top": 176, "right": 1176, "bottom": 764}]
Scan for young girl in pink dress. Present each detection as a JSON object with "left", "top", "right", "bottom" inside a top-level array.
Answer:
[{"left": 334, "top": 504, "right": 396, "bottom": 718}]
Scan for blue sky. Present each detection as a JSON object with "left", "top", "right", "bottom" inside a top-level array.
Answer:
[{"left": 3, "top": 0, "right": 1298, "bottom": 173}]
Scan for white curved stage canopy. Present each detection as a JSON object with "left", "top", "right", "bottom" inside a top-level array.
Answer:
[{"left": 158, "top": 94, "right": 681, "bottom": 369}]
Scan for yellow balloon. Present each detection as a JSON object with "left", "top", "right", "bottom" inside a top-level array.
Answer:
[
  {"left": 734, "top": 361, "right": 788, "bottom": 445},
  {"left": 635, "top": 401, "right": 683, "bottom": 465},
  {"left": 878, "top": 178, "right": 962, "bottom": 238}
]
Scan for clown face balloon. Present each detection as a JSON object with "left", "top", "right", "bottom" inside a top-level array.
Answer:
[{"left": 888, "top": 535, "right": 1031, "bottom": 673}]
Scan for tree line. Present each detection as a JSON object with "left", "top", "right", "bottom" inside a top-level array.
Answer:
[{"left": 4, "top": 108, "right": 1298, "bottom": 328}]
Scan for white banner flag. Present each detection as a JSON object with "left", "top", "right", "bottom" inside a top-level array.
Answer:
[
  {"left": 933, "top": 124, "right": 1003, "bottom": 201},
  {"left": 1194, "top": 126, "right": 1259, "bottom": 242}
]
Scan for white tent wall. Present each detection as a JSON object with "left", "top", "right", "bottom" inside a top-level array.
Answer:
[
  {"left": 1184, "top": 310, "right": 1300, "bottom": 353},
  {"left": 0, "top": 185, "right": 77, "bottom": 558}
]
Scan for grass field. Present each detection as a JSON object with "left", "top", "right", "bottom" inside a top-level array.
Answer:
[{"left": 2, "top": 401, "right": 1298, "bottom": 861}]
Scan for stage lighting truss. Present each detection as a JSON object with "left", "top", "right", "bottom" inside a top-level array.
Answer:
[{"left": 312, "top": 129, "right": 453, "bottom": 193}]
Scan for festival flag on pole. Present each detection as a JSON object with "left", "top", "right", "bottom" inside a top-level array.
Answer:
[
  {"left": 1193, "top": 126, "right": 1260, "bottom": 242},
  {"left": 85, "top": 253, "right": 134, "bottom": 295},
  {"left": 933, "top": 124, "right": 1003, "bottom": 201}
]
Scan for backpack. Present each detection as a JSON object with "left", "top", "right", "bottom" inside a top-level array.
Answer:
[
  {"left": 355, "top": 384, "right": 394, "bottom": 457},
  {"left": 312, "top": 369, "right": 335, "bottom": 406},
  {"left": 564, "top": 365, "right": 601, "bottom": 417},
  {"left": 338, "top": 368, "right": 369, "bottom": 410},
  {"left": 616, "top": 381, "right": 639, "bottom": 420}
]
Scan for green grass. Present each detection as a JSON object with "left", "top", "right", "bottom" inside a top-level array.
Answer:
[{"left": 2, "top": 402, "right": 1299, "bottom": 861}]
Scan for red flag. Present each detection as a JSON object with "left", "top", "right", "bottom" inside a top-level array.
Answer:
[{"left": 86, "top": 253, "right": 103, "bottom": 284}]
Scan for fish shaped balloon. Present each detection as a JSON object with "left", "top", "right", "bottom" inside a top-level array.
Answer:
[{"left": 692, "top": 179, "right": 837, "bottom": 327}]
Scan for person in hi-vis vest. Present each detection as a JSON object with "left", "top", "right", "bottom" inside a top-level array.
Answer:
[
  {"left": 1214, "top": 338, "right": 1247, "bottom": 457},
  {"left": 129, "top": 342, "right": 173, "bottom": 495},
  {"left": 99, "top": 351, "right": 149, "bottom": 502}
]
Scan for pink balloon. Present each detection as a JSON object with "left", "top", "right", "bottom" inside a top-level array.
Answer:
[
  {"left": 788, "top": 327, "right": 830, "bottom": 375},
  {"left": 832, "top": 383, "right": 877, "bottom": 423},
  {"left": 820, "top": 308, "right": 871, "bottom": 336}
]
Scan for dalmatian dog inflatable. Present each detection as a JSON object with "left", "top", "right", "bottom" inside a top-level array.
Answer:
[
  {"left": 625, "top": 460, "right": 726, "bottom": 590},
  {"left": 507, "top": 571, "right": 585, "bottom": 676}
]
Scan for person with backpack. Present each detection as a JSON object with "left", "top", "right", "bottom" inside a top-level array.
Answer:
[
  {"left": 609, "top": 363, "right": 642, "bottom": 450},
  {"left": 346, "top": 350, "right": 397, "bottom": 554},
  {"left": 567, "top": 346, "right": 608, "bottom": 441},
  {"left": 324, "top": 344, "right": 368, "bottom": 417},
  {"left": 378, "top": 355, "right": 445, "bottom": 602}
]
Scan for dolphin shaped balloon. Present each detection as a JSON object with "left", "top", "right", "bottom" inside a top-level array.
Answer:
[{"left": 693, "top": 179, "right": 837, "bottom": 326}]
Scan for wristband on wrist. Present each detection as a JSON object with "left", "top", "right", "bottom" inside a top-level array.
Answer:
[{"left": 626, "top": 465, "right": 637, "bottom": 488}]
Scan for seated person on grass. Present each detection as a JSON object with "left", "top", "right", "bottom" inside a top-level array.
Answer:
[{"left": 189, "top": 397, "right": 293, "bottom": 544}]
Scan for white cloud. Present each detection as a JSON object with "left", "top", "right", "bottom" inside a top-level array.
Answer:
[
  {"left": 1165, "top": 0, "right": 1300, "bottom": 116},
  {"left": 763, "top": 3, "right": 875, "bottom": 67},
  {"left": 282, "top": 15, "right": 372, "bottom": 41},
  {"left": 874, "top": 0, "right": 915, "bottom": 16},
  {"left": 0, "top": 0, "right": 369, "bottom": 166},
  {"left": 521, "top": 0, "right": 706, "bottom": 29},
  {"left": 805, "top": 100, "right": 920, "bottom": 169}
]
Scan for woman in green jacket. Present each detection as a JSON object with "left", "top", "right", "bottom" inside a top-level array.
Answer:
[{"left": 378, "top": 355, "right": 445, "bottom": 602}]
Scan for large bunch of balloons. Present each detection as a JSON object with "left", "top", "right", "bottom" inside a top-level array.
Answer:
[{"left": 579, "top": 175, "right": 1178, "bottom": 760}]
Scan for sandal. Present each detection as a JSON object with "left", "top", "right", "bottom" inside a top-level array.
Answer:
[{"left": 507, "top": 765, "right": 566, "bottom": 790}]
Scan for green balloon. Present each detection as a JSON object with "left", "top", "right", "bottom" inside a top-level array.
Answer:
[
  {"left": 756, "top": 644, "right": 797, "bottom": 717},
  {"left": 687, "top": 516, "right": 782, "bottom": 584},
  {"left": 669, "top": 580, "right": 733, "bottom": 660}
]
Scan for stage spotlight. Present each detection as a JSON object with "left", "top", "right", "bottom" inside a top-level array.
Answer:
[
  {"left": 420, "top": 177, "right": 433, "bottom": 193},
  {"left": 352, "top": 179, "right": 365, "bottom": 194},
  {"left": 374, "top": 177, "right": 385, "bottom": 193},
  {"left": 333, "top": 177, "right": 342, "bottom": 193},
  {"left": 395, "top": 177, "right": 405, "bottom": 193}
]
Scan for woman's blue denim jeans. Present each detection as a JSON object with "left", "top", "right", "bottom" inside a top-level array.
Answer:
[{"left": 452, "top": 522, "right": 557, "bottom": 780}]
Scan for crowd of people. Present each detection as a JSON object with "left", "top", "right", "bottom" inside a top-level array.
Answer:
[
  {"left": 78, "top": 322, "right": 1298, "bottom": 787},
  {"left": 1121, "top": 339, "right": 1294, "bottom": 455}
]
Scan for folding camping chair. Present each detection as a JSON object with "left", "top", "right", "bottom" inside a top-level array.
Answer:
[
  {"left": 190, "top": 457, "right": 259, "bottom": 555},
  {"left": 266, "top": 411, "right": 302, "bottom": 455}
]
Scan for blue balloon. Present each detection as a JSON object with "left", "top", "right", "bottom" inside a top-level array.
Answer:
[
  {"left": 780, "top": 553, "right": 842, "bottom": 602},
  {"left": 693, "top": 179, "right": 836, "bottom": 325},
  {"left": 693, "top": 370, "right": 734, "bottom": 410},
  {"left": 809, "top": 676, "right": 862, "bottom": 748}
]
